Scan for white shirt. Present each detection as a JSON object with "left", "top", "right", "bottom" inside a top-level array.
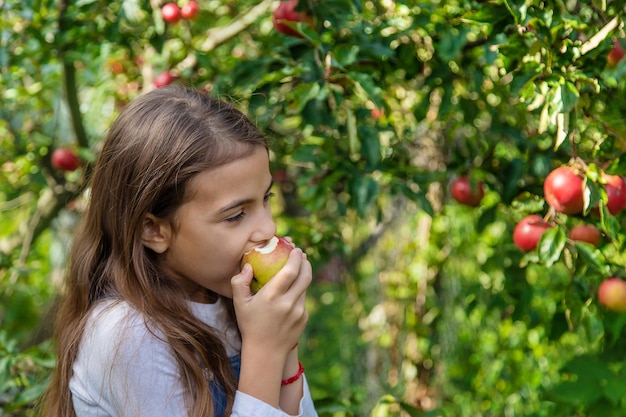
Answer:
[{"left": 70, "top": 298, "right": 318, "bottom": 417}]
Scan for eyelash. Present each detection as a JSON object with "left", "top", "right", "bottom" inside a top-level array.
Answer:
[{"left": 225, "top": 192, "right": 274, "bottom": 223}]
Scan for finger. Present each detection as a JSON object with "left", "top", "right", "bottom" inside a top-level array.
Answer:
[
  {"left": 231, "top": 263, "right": 254, "bottom": 300},
  {"left": 287, "top": 253, "right": 312, "bottom": 296},
  {"left": 282, "top": 236, "right": 296, "bottom": 248},
  {"left": 263, "top": 248, "right": 303, "bottom": 293}
]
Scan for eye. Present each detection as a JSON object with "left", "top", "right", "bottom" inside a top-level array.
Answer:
[
  {"left": 264, "top": 191, "right": 275, "bottom": 202},
  {"left": 225, "top": 211, "right": 246, "bottom": 223}
]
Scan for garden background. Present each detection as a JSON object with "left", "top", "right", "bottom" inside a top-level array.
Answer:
[{"left": 2, "top": 0, "right": 626, "bottom": 416}]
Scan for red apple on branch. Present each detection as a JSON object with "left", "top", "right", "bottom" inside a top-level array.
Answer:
[
  {"left": 450, "top": 176, "right": 485, "bottom": 207},
  {"left": 180, "top": 1, "right": 199, "bottom": 19},
  {"left": 603, "top": 174, "right": 626, "bottom": 215},
  {"left": 598, "top": 278, "right": 626, "bottom": 312},
  {"left": 607, "top": 39, "right": 625, "bottom": 68},
  {"left": 513, "top": 215, "right": 554, "bottom": 252},
  {"left": 51, "top": 148, "right": 81, "bottom": 172},
  {"left": 161, "top": 3, "right": 181, "bottom": 23},
  {"left": 569, "top": 224, "right": 601, "bottom": 247},
  {"left": 272, "top": 0, "right": 315, "bottom": 38},
  {"left": 543, "top": 166, "right": 585, "bottom": 215},
  {"left": 371, "top": 108, "right": 384, "bottom": 120},
  {"left": 154, "top": 70, "right": 177, "bottom": 88},
  {"left": 241, "top": 236, "right": 292, "bottom": 293}
]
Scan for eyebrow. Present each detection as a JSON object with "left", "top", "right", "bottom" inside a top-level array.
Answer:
[{"left": 216, "top": 179, "right": 274, "bottom": 214}]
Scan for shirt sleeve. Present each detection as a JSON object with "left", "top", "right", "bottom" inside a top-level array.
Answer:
[{"left": 231, "top": 375, "right": 318, "bottom": 417}]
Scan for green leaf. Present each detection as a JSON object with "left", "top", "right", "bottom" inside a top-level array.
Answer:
[
  {"left": 349, "top": 72, "right": 383, "bottom": 108},
  {"left": 560, "top": 81, "right": 579, "bottom": 113},
  {"left": 538, "top": 227, "right": 566, "bottom": 267},
  {"left": 359, "top": 126, "right": 381, "bottom": 167},
  {"left": 350, "top": 175, "right": 379, "bottom": 216},
  {"left": 334, "top": 44, "right": 359, "bottom": 67},
  {"left": 399, "top": 401, "right": 427, "bottom": 417},
  {"left": 438, "top": 26, "right": 469, "bottom": 61},
  {"left": 573, "top": 242, "right": 609, "bottom": 275},
  {"left": 603, "top": 376, "right": 626, "bottom": 405}
]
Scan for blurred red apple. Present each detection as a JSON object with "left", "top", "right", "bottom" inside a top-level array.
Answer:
[
  {"left": 543, "top": 166, "right": 585, "bottom": 215},
  {"left": 371, "top": 108, "right": 384, "bottom": 120},
  {"left": 450, "top": 176, "right": 485, "bottom": 207},
  {"left": 241, "top": 236, "right": 292, "bottom": 293},
  {"left": 603, "top": 174, "right": 626, "bottom": 215},
  {"left": 513, "top": 215, "right": 554, "bottom": 252},
  {"left": 569, "top": 224, "right": 601, "bottom": 247},
  {"left": 598, "top": 277, "right": 626, "bottom": 312},
  {"left": 154, "top": 70, "right": 177, "bottom": 88},
  {"left": 607, "top": 39, "right": 625, "bottom": 68},
  {"left": 272, "top": 0, "right": 315, "bottom": 38},
  {"left": 161, "top": 3, "right": 180, "bottom": 23},
  {"left": 180, "top": 1, "right": 199, "bottom": 19},
  {"left": 51, "top": 148, "right": 81, "bottom": 171}
]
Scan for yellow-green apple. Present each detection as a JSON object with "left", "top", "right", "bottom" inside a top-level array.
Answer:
[
  {"left": 569, "top": 224, "right": 601, "bottom": 247},
  {"left": 598, "top": 277, "right": 626, "bottom": 312},
  {"left": 241, "top": 236, "right": 292, "bottom": 293},
  {"left": 543, "top": 166, "right": 585, "bottom": 215},
  {"left": 513, "top": 214, "right": 554, "bottom": 252}
]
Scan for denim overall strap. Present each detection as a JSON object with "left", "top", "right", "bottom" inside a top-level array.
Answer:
[{"left": 210, "top": 355, "right": 241, "bottom": 417}]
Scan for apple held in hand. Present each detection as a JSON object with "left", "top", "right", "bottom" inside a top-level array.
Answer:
[
  {"left": 241, "top": 236, "right": 292, "bottom": 293},
  {"left": 598, "top": 277, "right": 626, "bottom": 313}
]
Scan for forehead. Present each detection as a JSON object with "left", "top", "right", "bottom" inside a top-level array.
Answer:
[{"left": 185, "top": 147, "right": 271, "bottom": 207}]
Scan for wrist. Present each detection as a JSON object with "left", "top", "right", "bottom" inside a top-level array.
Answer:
[
  {"left": 282, "top": 348, "right": 300, "bottom": 380},
  {"left": 281, "top": 361, "right": 304, "bottom": 386}
]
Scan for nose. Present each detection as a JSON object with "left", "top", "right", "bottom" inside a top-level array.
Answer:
[{"left": 250, "top": 207, "right": 277, "bottom": 244}]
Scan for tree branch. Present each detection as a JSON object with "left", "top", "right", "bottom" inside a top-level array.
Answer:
[
  {"left": 57, "top": 0, "right": 89, "bottom": 149},
  {"left": 62, "top": 61, "right": 89, "bottom": 149},
  {"left": 3, "top": 186, "right": 75, "bottom": 278},
  {"left": 176, "top": 0, "right": 274, "bottom": 73},
  {"left": 201, "top": 0, "right": 274, "bottom": 51},
  {"left": 581, "top": 16, "right": 622, "bottom": 55}
]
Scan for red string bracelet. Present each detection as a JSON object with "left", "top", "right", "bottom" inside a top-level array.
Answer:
[{"left": 281, "top": 361, "right": 304, "bottom": 386}]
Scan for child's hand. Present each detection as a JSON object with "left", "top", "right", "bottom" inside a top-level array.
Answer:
[{"left": 232, "top": 246, "right": 311, "bottom": 356}]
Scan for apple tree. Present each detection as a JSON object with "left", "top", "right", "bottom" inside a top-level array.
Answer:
[{"left": 2, "top": 0, "right": 626, "bottom": 416}]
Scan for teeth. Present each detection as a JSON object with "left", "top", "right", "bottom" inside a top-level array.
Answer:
[{"left": 254, "top": 236, "right": 279, "bottom": 254}]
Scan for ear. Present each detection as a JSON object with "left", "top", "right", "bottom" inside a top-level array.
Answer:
[{"left": 141, "top": 213, "right": 171, "bottom": 254}]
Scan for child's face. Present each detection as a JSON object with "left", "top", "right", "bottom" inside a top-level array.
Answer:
[{"left": 161, "top": 146, "right": 277, "bottom": 301}]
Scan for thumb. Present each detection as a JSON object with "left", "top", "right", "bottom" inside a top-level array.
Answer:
[{"left": 231, "top": 263, "right": 254, "bottom": 299}]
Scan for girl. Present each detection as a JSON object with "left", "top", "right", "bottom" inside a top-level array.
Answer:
[{"left": 40, "top": 86, "right": 318, "bottom": 417}]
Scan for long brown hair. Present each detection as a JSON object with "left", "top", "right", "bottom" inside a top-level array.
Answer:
[{"left": 40, "top": 86, "right": 268, "bottom": 416}]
